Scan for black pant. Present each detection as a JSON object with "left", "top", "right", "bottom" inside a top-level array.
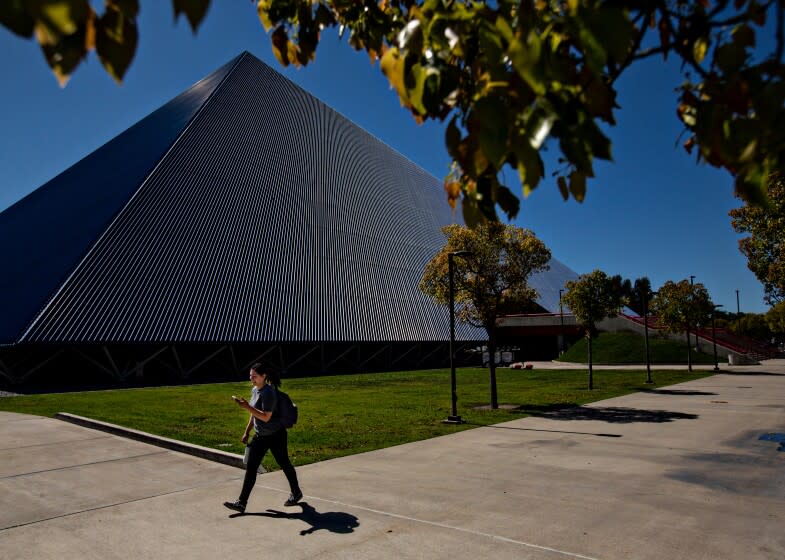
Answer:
[{"left": 239, "top": 429, "right": 300, "bottom": 504}]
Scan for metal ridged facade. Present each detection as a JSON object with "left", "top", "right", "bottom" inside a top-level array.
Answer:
[
  {"left": 14, "top": 53, "right": 484, "bottom": 344},
  {"left": 0, "top": 54, "right": 241, "bottom": 344}
]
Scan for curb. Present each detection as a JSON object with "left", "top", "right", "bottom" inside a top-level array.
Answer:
[{"left": 55, "top": 412, "right": 245, "bottom": 470}]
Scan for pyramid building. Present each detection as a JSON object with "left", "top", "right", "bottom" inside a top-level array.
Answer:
[{"left": 0, "top": 52, "right": 576, "bottom": 386}]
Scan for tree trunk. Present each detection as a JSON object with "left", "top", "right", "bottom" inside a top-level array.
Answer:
[
  {"left": 587, "top": 333, "right": 594, "bottom": 390},
  {"left": 488, "top": 327, "right": 498, "bottom": 409}
]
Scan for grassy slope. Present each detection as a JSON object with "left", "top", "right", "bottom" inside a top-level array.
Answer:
[{"left": 557, "top": 331, "right": 718, "bottom": 364}]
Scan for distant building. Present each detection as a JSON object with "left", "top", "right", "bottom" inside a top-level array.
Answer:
[{"left": 0, "top": 52, "right": 577, "bottom": 386}]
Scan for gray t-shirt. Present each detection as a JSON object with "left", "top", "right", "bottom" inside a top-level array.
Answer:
[{"left": 249, "top": 384, "right": 282, "bottom": 435}]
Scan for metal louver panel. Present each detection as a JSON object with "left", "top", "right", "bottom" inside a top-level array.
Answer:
[
  {"left": 22, "top": 53, "right": 485, "bottom": 344},
  {"left": 0, "top": 54, "right": 242, "bottom": 344}
]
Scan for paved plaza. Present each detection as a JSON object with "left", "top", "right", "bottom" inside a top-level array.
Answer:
[{"left": 1, "top": 361, "right": 784, "bottom": 559}]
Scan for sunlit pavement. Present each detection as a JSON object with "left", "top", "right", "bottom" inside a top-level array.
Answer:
[{"left": 1, "top": 361, "right": 784, "bottom": 559}]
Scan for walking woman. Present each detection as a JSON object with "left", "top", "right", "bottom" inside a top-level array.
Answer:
[{"left": 224, "top": 363, "right": 302, "bottom": 513}]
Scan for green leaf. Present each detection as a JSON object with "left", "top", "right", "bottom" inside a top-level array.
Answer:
[
  {"left": 446, "top": 115, "right": 462, "bottom": 160},
  {"left": 38, "top": 25, "right": 90, "bottom": 86},
  {"left": 732, "top": 23, "right": 756, "bottom": 48},
  {"left": 494, "top": 14, "right": 514, "bottom": 42},
  {"left": 461, "top": 196, "right": 485, "bottom": 228},
  {"left": 584, "top": 122, "right": 612, "bottom": 161},
  {"left": 314, "top": 4, "right": 334, "bottom": 28},
  {"left": 107, "top": 0, "right": 139, "bottom": 18},
  {"left": 693, "top": 36, "right": 709, "bottom": 64},
  {"left": 560, "top": 135, "right": 593, "bottom": 174},
  {"left": 569, "top": 171, "right": 587, "bottom": 202},
  {"left": 416, "top": 65, "right": 443, "bottom": 114},
  {"left": 557, "top": 176, "right": 569, "bottom": 200},
  {"left": 589, "top": 5, "right": 632, "bottom": 64},
  {"left": 585, "top": 78, "right": 617, "bottom": 124},
  {"left": 397, "top": 18, "right": 423, "bottom": 54},
  {"left": 577, "top": 25, "right": 606, "bottom": 73},
  {"left": 513, "top": 141, "right": 543, "bottom": 196},
  {"left": 381, "top": 47, "right": 410, "bottom": 105},
  {"left": 271, "top": 25, "right": 291, "bottom": 66},
  {"left": 173, "top": 0, "right": 210, "bottom": 33},
  {"left": 96, "top": 3, "right": 137, "bottom": 83},
  {"left": 0, "top": 0, "right": 35, "bottom": 37},
  {"left": 508, "top": 33, "right": 544, "bottom": 95},
  {"left": 478, "top": 20, "right": 504, "bottom": 62},
  {"left": 407, "top": 63, "right": 429, "bottom": 114},
  {"left": 735, "top": 164, "right": 769, "bottom": 206},
  {"left": 37, "top": 0, "right": 90, "bottom": 37},
  {"left": 716, "top": 42, "right": 747, "bottom": 74},
  {"left": 472, "top": 96, "right": 509, "bottom": 168},
  {"left": 496, "top": 185, "right": 520, "bottom": 218},
  {"left": 257, "top": 0, "right": 273, "bottom": 31}
]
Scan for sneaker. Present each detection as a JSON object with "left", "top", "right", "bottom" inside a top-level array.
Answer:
[
  {"left": 223, "top": 500, "right": 246, "bottom": 513},
  {"left": 284, "top": 490, "right": 303, "bottom": 506}
]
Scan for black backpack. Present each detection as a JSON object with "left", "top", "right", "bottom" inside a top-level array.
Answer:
[{"left": 275, "top": 388, "right": 298, "bottom": 428}]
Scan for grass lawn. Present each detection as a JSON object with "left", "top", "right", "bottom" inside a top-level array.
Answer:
[{"left": 0, "top": 367, "right": 713, "bottom": 472}]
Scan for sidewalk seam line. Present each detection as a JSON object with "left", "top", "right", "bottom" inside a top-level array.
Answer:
[{"left": 255, "top": 484, "right": 605, "bottom": 560}]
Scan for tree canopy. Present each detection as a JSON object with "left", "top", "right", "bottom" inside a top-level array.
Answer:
[
  {"left": 419, "top": 222, "right": 551, "bottom": 407},
  {"left": 561, "top": 269, "right": 626, "bottom": 388},
  {"left": 766, "top": 300, "right": 785, "bottom": 336},
  {"left": 652, "top": 279, "right": 714, "bottom": 333},
  {"left": 651, "top": 279, "right": 714, "bottom": 371},
  {"left": 730, "top": 173, "right": 785, "bottom": 305},
  {"left": 3, "top": 1, "right": 783, "bottom": 224}
]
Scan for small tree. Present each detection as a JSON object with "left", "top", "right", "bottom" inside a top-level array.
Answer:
[
  {"left": 629, "top": 277, "right": 653, "bottom": 317},
  {"left": 561, "top": 270, "right": 625, "bottom": 390},
  {"left": 730, "top": 174, "right": 785, "bottom": 306},
  {"left": 419, "top": 222, "right": 551, "bottom": 409},
  {"left": 651, "top": 280, "right": 713, "bottom": 371},
  {"left": 766, "top": 302, "right": 785, "bottom": 345}
]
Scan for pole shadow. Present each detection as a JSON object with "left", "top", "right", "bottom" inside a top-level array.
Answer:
[
  {"left": 467, "top": 421, "right": 621, "bottom": 438},
  {"left": 519, "top": 404, "right": 698, "bottom": 424},
  {"left": 230, "top": 502, "right": 359, "bottom": 535},
  {"left": 638, "top": 388, "right": 717, "bottom": 396},
  {"left": 721, "top": 371, "right": 785, "bottom": 376}
]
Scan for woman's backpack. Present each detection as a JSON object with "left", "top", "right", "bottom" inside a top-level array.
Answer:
[{"left": 275, "top": 389, "right": 298, "bottom": 428}]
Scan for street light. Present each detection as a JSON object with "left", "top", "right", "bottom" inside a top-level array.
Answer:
[
  {"left": 736, "top": 289, "right": 740, "bottom": 316},
  {"left": 643, "top": 290, "right": 657, "bottom": 384},
  {"left": 688, "top": 276, "right": 696, "bottom": 354},
  {"left": 558, "top": 288, "right": 565, "bottom": 354},
  {"left": 712, "top": 304, "right": 723, "bottom": 372},
  {"left": 443, "top": 250, "right": 472, "bottom": 424}
]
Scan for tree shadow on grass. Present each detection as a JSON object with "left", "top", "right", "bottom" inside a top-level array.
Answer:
[
  {"left": 514, "top": 404, "right": 698, "bottom": 424},
  {"left": 231, "top": 502, "right": 359, "bottom": 535}
]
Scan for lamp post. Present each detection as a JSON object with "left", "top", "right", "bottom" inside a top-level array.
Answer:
[
  {"left": 444, "top": 250, "right": 472, "bottom": 424},
  {"left": 643, "top": 290, "right": 657, "bottom": 384},
  {"left": 689, "top": 275, "right": 696, "bottom": 353},
  {"left": 712, "top": 304, "right": 723, "bottom": 372},
  {"left": 558, "top": 288, "right": 565, "bottom": 354}
]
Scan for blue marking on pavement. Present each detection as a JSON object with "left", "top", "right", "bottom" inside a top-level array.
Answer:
[{"left": 758, "top": 433, "right": 785, "bottom": 451}]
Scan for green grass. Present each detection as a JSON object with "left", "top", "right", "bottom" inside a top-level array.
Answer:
[
  {"left": 0, "top": 367, "right": 713, "bottom": 472},
  {"left": 557, "top": 331, "right": 718, "bottom": 364}
]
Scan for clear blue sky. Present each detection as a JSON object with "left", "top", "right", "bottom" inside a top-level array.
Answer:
[{"left": 0, "top": 2, "right": 769, "bottom": 314}]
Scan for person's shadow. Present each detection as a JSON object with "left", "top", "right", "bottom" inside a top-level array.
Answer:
[{"left": 233, "top": 502, "right": 359, "bottom": 535}]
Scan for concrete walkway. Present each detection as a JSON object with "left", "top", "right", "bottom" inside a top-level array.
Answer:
[{"left": 2, "top": 362, "right": 784, "bottom": 559}]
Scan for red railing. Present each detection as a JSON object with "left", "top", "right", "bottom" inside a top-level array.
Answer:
[{"left": 618, "top": 314, "right": 778, "bottom": 359}]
